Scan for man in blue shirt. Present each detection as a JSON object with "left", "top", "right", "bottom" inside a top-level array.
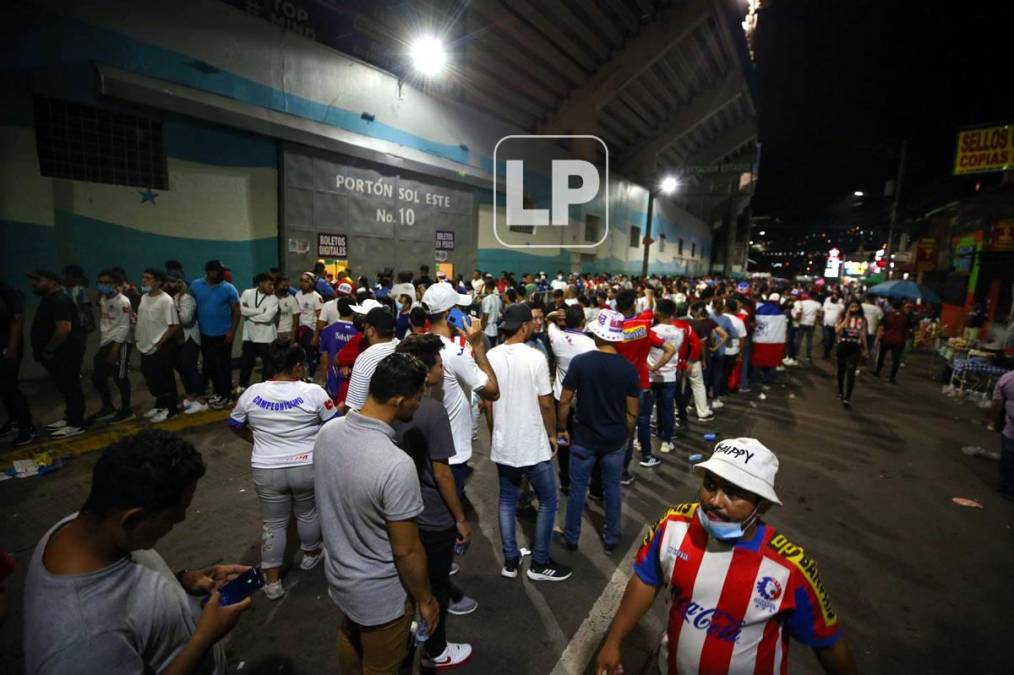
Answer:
[
  {"left": 313, "top": 262, "right": 336, "bottom": 301},
  {"left": 189, "top": 260, "right": 239, "bottom": 409}
]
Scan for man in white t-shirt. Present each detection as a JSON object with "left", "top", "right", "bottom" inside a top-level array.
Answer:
[
  {"left": 136, "top": 268, "right": 180, "bottom": 422},
  {"left": 821, "top": 292, "right": 845, "bottom": 359},
  {"left": 545, "top": 305, "right": 595, "bottom": 492},
  {"left": 273, "top": 275, "right": 300, "bottom": 343},
  {"left": 792, "top": 292, "right": 822, "bottom": 363},
  {"left": 318, "top": 281, "right": 354, "bottom": 329},
  {"left": 480, "top": 283, "right": 504, "bottom": 347},
  {"left": 649, "top": 299, "right": 685, "bottom": 455},
  {"left": 861, "top": 296, "right": 884, "bottom": 338},
  {"left": 422, "top": 282, "right": 500, "bottom": 497},
  {"left": 87, "top": 269, "right": 134, "bottom": 426},
  {"left": 295, "top": 272, "right": 324, "bottom": 373},
  {"left": 486, "top": 304, "right": 571, "bottom": 583},
  {"left": 238, "top": 273, "right": 279, "bottom": 390}
]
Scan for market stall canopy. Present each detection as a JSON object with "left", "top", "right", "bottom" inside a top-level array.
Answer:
[{"left": 868, "top": 280, "right": 942, "bottom": 305}]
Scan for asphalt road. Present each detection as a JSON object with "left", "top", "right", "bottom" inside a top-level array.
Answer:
[{"left": 2, "top": 349, "right": 1012, "bottom": 674}]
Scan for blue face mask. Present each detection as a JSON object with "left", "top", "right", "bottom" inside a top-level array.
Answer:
[
  {"left": 395, "top": 301, "right": 405, "bottom": 314},
  {"left": 696, "top": 504, "right": 759, "bottom": 543},
  {"left": 97, "top": 284, "right": 116, "bottom": 297},
  {"left": 141, "top": 285, "right": 152, "bottom": 294}
]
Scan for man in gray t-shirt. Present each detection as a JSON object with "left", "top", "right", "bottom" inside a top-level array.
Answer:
[
  {"left": 313, "top": 352, "right": 438, "bottom": 673},
  {"left": 23, "top": 430, "right": 250, "bottom": 675}
]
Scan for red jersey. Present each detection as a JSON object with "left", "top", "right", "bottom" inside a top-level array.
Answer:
[
  {"left": 616, "top": 309, "right": 666, "bottom": 389},
  {"left": 635, "top": 503, "right": 840, "bottom": 675},
  {"left": 671, "top": 319, "right": 702, "bottom": 366}
]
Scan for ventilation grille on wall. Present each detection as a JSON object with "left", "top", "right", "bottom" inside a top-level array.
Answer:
[{"left": 33, "top": 96, "right": 168, "bottom": 190}]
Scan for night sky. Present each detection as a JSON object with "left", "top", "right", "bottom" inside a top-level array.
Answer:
[{"left": 751, "top": 0, "right": 1013, "bottom": 225}]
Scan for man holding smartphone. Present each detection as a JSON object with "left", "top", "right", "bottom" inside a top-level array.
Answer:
[{"left": 24, "top": 430, "right": 252, "bottom": 675}]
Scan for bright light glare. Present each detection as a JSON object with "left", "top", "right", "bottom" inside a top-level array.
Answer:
[
  {"left": 660, "top": 176, "right": 678, "bottom": 194},
  {"left": 758, "top": 230, "right": 766, "bottom": 235},
  {"left": 853, "top": 190, "right": 864, "bottom": 197},
  {"left": 410, "top": 35, "right": 446, "bottom": 76}
]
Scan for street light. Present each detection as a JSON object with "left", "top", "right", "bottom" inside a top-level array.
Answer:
[
  {"left": 641, "top": 175, "right": 679, "bottom": 275},
  {"left": 409, "top": 35, "right": 447, "bottom": 77},
  {"left": 660, "top": 176, "right": 678, "bottom": 194},
  {"left": 853, "top": 190, "right": 864, "bottom": 197}
]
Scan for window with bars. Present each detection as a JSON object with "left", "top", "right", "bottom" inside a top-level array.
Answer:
[{"left": 34, "top": 96, "right": 168, "bottom": 189}]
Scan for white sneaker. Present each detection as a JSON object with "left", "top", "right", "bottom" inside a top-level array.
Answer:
[
  {"left": 149, "top": 409, "right": 171, "bottom": 423},
  {"left": 208, "top": 395, "right": 229, "bottom": 410},
  {"left": 299, "top": 550, "right": 324, "bottom": 570},
  {"left": 44, "top": 419, "right": 68, "bottom": 431},
  {"left": 144, "top": 407, "right": 161, "bottom": 419},
  {"left": 263, "top": 580, "right": 285, "bottom": 600},
  {"left": 776, "top": 365, "right": 786, "bottom": 372},
  {"left": 50, "top": 425, "right": 85, "bottom": 439},
  {"left": 449, "top": 562, "right": 460, "bottom": 576},
  {"left": 758, "top": 392, "right": 767, "bottom": 400},
  {"left": 183, "top": 400, "right": 209, "bottom": 415},
  {"left": 659, "top": 441, "right": 672, "bottom": 454},
  {"left": 182, "top": 398, "right": 194, "bottom": 409},
  {"left": 421, "top": 642, "right": 473, "bottom": 670},
  {"left": 711, "top": 399, "right": 725, "bottom": 409}
]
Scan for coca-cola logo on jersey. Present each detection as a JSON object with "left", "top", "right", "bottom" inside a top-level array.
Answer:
[{"left": 673, "top": 596, "right": 743, "bottom": 643}]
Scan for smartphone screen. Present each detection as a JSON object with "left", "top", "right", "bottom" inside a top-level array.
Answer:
[
  {"left": 448, "top": 308, "right": 472, "bottom": 330},
  {"left": 215, "top": 567, "right": 265, "bottom": 606}
]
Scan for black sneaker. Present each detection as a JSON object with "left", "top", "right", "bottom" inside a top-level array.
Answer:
[
  {"left": 603, "top": 540, "right": 617, "bottom": 554},
  {"left": 527, "top": 558, "right": 573, "bottom": 582},
  {"left": 0, "top": 421, "right": 17, "bottom": 438},
  {"left": 501, "top": 557, "right": 520, "bottom": 579},
  {"left": 111, "top": 410, "right": 136, "bottom": 424},
  {"left": 620, "top": 472, "right": 635, "bottom": 486},
  {"left": 13, "top": 428, "right": 37, "bottom": 447}
]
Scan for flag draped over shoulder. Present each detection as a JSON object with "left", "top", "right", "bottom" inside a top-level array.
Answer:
[{"left": 751, "top": 302, "right": 787, "bottom": 368}]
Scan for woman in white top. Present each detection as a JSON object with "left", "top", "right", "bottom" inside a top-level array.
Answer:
[{"left": 228, "top": 341, "right": 339, "bottom": 599}]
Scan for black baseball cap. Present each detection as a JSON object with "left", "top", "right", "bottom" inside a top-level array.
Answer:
[
  {"left": 205, "top": 259, "right": 225, "bottom": 272},
  {"left": 500, "top": 303, "right": 533, "bottom": 331}
]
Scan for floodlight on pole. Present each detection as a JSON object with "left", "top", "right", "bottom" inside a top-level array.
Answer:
[
  {"left": 853, "top": 190, "right": 864, "bottom": 197},
  {"left": 409, "top": 35, "right": 446, "bottom": 77},
  {"left": 660, "top": 176, "right": 678, "bottom": 194}
]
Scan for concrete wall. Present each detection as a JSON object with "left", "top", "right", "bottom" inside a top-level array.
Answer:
[{"left": 4, "top": 0, "right": 714, "bottom": 290}]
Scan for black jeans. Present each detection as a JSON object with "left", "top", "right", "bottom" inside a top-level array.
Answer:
[
  {"left": 556, "top": 399, "right": 575, "bottom": 490},
  {"left": 92, "top": 342, "right": 131, "bottom": 413},
  {"left": 239, "top": 341, "right": 273, "bottom": 388},
  {"left": 418, "top": 526, "right": 456, "bottom": 657},
  {"left": 140, "top": 342, "right": 178, "bottom": 414},
  {"left": 836, "top": 342, "right": 862, "bottom": 399},
  {"left": 200, "top": 334, "right": 233, "bottom": 399},
  {"left": 875, "top": 343, "right": 904, "bottom": 380},
  {"left": 44, "top": 347, "right": 86, "bottom": 427},
  {"left": 1, "top": 352, "right": 33, "bottom": 429},
  {"left": 822, "top": 326, "right": 836, "bottom": 359},
  {"left": 175, "top": 338, "right": 203, "bottom": 397}
]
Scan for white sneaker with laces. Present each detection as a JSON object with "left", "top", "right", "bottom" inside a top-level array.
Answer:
[
  {"left": 299, "top": 550, "right": 324, "bottom": 570},
  {"left": 44, "top": 419, "right": 68, "bottom": 431},
  {"left": 421, "top": 643, "right": 473, "bottom": 670},
  {"left": 144, "top": 407, "right": 161, "bottom": 419},
  {"left": 50, "top": 425, "right": 85, "bottom": 439},
  {"left": 758, "top": 392, "right": 767, "bottom": 400},
  {"left": 149, "top": 409, "right": 171, "bottom": 423},
  {"left": 184, "top": 400, "right": 209, "bottom": 415},
  {"left": 711, "top": 399, "right": 725, "bottom": 409},
  {"left": 659, "top": 441, "right": 672, "bottom": 454},
  {"left": 263, "top": 580, "right": 285, "bottom": 600}
]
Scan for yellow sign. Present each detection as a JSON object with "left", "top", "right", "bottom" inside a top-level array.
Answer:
[{"left": 954, "top": 124, "right": 1014, "bottom": 175}]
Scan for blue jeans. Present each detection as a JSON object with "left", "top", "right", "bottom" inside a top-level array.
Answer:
[
  {"left": 625, "top": 389, "right": 654, "bottom": 467},
  {"left": 565, "top": 444, "right": 624, "bottom": 546},
  {"left": 739, "top": 341, "right": 751, "bottom": 390},
  {"left": 651, "top": 382, "right": 677, "bottom": 444},
  {"left": 496, "top": 460, "right": 558, "bottom": 564},
  {"left": 451, "top": 462, "right": 469, "bottom": 498}
]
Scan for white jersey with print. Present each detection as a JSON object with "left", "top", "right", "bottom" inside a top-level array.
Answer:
[
  {"left": 486, "top": 343, "right": 552, "bottom": 467},
  {"left": 723, "top": 313, "right": 747, "bottom": 355},
  {"left": 547, "top": 323, "right": 595, "bottom": 399},
  {"left": 649, "top": 324, "right": 684, "bottom": 383},
  {"left": 861, "top": 303, "right": 884, "bottom": 336},
  {"left": 793, "top": 299, "right": 822, "bottom": 327},
  {"left": 99, "top": 294, "right": 132, "bottom": 346},
  {"left": 439, "top": 335, "right": 490, "bottom": 464},
  {"left": 295, "top": 290, "right": 323, "bottom": 329},
  {"left": 229, "top": 380, "right": 338, "bottom": 468}
]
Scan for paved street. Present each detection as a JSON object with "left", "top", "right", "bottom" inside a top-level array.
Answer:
[{"left": 2, "top": 350, "right": 1012, "bottom": 674}]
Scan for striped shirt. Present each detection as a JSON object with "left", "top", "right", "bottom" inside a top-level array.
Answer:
[
  {"left": 344, "top": 339, "right": 400, "bottom": 411},
  {"left": 635, "top": 503, "right": 840, "bottom": 675}
]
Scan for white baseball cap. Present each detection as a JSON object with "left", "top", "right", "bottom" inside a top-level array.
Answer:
[
  {"left": 693, "top": 438, "right": 782, "bottom": 505},
  {"left": 588, "top": 309, "right": 625, "bottom": 342},
  {"left": 767, "top": 293, "right": 781, "bottom": 302},
  {"left": 391, "top": 282, "right": 416, "bottom": 300},
  {"left": 350, "top": 298, "right": 383, "bottom": 315},
  {"left": 422, "top": 282, "right": 473, "bottom": 314}
]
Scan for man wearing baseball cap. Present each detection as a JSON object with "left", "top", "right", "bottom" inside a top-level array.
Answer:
[
  {"left": 342, "top": 306, "right": 399, "bottom": 413},
  {"left": 597, "top": 438, "right": 857, "bottom": 675}
]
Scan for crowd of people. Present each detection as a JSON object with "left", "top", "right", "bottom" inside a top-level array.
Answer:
[{"left": 7, "top": 260, "right": 940, "bottom": 674}]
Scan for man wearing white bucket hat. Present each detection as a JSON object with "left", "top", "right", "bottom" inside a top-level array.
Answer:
[{"left": 597, "top": 438, "right": 857, "bottom": 675}]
